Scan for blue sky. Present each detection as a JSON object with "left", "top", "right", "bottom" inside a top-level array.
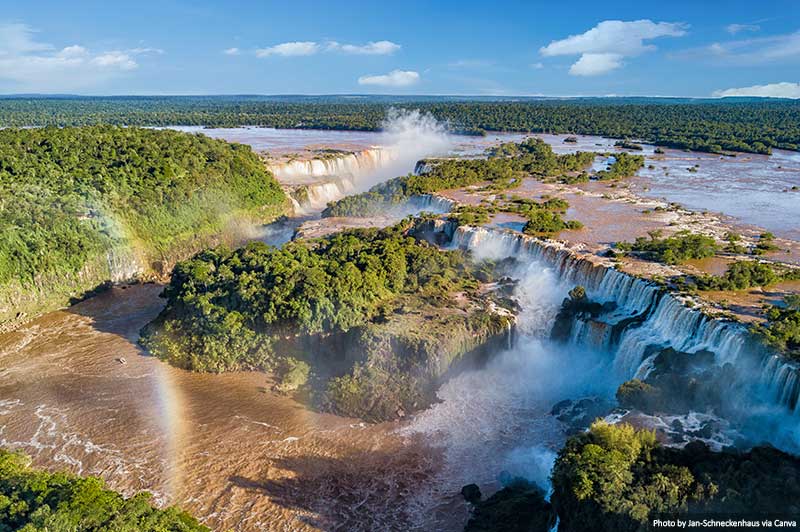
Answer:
[{"left": 1, "top": 0, "right": 799, "bottom": 97}]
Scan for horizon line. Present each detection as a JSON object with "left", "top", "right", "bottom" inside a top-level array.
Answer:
[{"left": 0, "top": 92, "right": 795, "bottom": 101}]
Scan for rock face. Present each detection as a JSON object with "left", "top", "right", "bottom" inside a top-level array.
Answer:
[{"left": 320, "top": 299, "right": 515, "bottom": 421}]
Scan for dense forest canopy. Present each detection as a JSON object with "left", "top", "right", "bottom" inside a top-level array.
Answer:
[
  {"left": 0, "top": 126, "right": 286, "bottom": 322},
  {"left": 140, "top": 220, "right": 511, "bottom": 419},
  {"left": 1, "top": 96, "right": 798, "bottom": 154},
  {"left": 0, "top": 449, "right": 207, "bottom": 531},
  {"left": 550, "top": 421, "right": 800, "bottom": 532},
  {"left": 140, "top": 221, "right": 485, "bottom": 372}
]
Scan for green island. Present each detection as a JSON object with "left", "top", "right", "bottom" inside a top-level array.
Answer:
[
  {"left": 0, "top": 126, "right": 288, "bottom": 325},
  {"left": 0, "top": 450, "right": 207, "bottom": 531},
  {"left": 139, "top": 220, "right": 514, "bottom": 421},
  {"left": 596, "top": 152, "right": 645, "bottom": 180},
  {"left": 753, "top": 295, "right": 800, "bottom": 360},
  {"left": 466, "top": 421, "right": 800, "bottom": 532},
  {"left": 616, "top": 230, "right": 719, "bottom": 265},
  {"left": 323, "top": 138, "right": 591, "bottom": 233},
  {"left": 1, "top": 96, "right": 799, "bottom": 154}
]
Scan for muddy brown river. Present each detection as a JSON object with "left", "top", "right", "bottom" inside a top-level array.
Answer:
[
  {"left": 4, "top": 129, "right": 797, "bottom": 531},
  {"left": 0, "top": 284, "right": 444, "bottom": 531}
]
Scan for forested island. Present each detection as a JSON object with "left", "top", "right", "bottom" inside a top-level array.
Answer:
[
  {"left": 1, "top": 96, "right": 799, "bottom": 154},
  {"left": 140, "top": 220, "right": 514, "bottom": 421},
  {"left": 0, "top": 126, "right": 288, "bottom": 325}
]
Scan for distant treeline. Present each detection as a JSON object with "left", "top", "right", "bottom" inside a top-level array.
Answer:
[{"left": 1, "top": 96, "right": 799, "bottom": 154}]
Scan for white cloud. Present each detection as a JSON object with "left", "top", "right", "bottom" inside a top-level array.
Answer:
[
  {"left": 0, "top": 23, "right": 146, "bottom": 91},
  {"left": 540, "top": 19, "right": 687, "bottom": 76},
  {"left": 91, "top": 51, "right": 137, "bottom": 70},
  {"left": 128, "top": 47, "right": 164, "bottom": 55},
  {"left": 726, "top": 23, "right": 760, "bottom": 35},
  {"left": 256, "top": 41, "right": 319, "bottom": 57},
  {"left": 327, "top": 40, "right": 400, "bottom": 55},
  {"left": 530, "top": 62, "right": 544, "bottom": 69},
  {"left": 223, "top": 47, "right": 240, "bottom": 55},
  {"left": 705, "top": 31, "right": 800, "bottom": 63},
  {"left": 713, "top": 81, "right": 800, "bottom": 99},
  {"left": 569, "top": 53, "right": 623, "bottom": 76},
  {"left": 357, "top": 69, "right": 419, "bottom": 87},
  {"left": 448, "top": 59, "right": 494, "bottom": 69},
  {"left": 256, "top": 40, "right": 401, "bottom": 58}
]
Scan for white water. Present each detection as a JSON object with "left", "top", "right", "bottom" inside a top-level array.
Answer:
[
  {"left": 271, "top": 109, "right": 455, "bottom": 210},
  {"left": 403, "top": 227, "right": 616, "bottom": 530},
  {"left": 269, "top": 147, "right": 396, "bottom": 183},
  {"left": 404, "top": 223, "right": 800, "bottom": 528}
]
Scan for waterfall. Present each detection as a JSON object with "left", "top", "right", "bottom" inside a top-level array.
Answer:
[
  {"left": 406, "top": 194, "right": 456, "bottom": 214},
  {"left": 440, "top": 223, "right": 800, "bottom": 418},
  {"left": 268, "top": 147, "right": 397, "bottom": 181}
]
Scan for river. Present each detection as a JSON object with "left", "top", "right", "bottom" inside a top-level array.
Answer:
[{"left": 1, "top": 127, "right": 798, "bottom": 531}]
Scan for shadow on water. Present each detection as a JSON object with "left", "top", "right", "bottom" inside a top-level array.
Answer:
[
  {"left": 64, "top": 282, "right": 166, "bottom": 343},
  {"left": 66, "top": 280, "right": 115, "bottom": 306},
  {"left": 227, "top": 443, "right": 444, "bottom": 532}
]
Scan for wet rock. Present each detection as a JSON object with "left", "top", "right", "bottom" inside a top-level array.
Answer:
[
  {"left": 461, "top": 483, "right": 482, "bottom": 504},
  {"left": 551, "top": 397, "right": 614, "bottom": 432},
  {"left": 464, "top": 478, "right": 555, "bottom": 532}
]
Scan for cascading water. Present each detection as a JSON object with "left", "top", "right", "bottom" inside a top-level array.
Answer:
[
  {"left": 269, "top": 148, "right": 397, "bottom": 182},
  {"left": 405, "top": 221, "right": 800, "bottom": 529},
  {"left": 271, "top": 109, "right": 454, "bottom": 212},
  {"left": 441, "top": 224, "right": 800, "bottom": 439}
]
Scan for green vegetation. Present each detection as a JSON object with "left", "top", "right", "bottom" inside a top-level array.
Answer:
[
  {"left": 140, "top": 220, "right": 512, "bottom": 420},
  {"left": 448, "top": 205, "right": 492, "bottom": 225},
  {"left": 613, "top": 140, "right": 644, "bottom": 151},
  {"left": 0, "top": 126, "right": 287, "bottom": 323},
  {"left": 0, "top": 449, "right": 207, "bottom": 531},
  {"left": 723, "top": 232, "right": 746, "bottom": 253},
  {"left": 1, "top": 96, "right": 798, "bottom": 154},
  {"left": 696, "top": 261, "right": 800, "bottom": 291},
  {"left": 617, "top": 230, "right": 718, "bottom": 265},
  {"left": 494, "top": 195, "right": 583, "bottom": 235},
  {"left": 753, "top": 295, "right": 800, "bottom": 359},
  {"left": 323, "top": 138, "right": 593, "bottom": 237},
  {"left": 596, "top": 152, "right": 646, "bottom": 180},
  {"left": 753, "top": 231, "right": 780, "bottom": 255},
  {"left": 551, "top": 421, "right": 800, "bottom": 532}
]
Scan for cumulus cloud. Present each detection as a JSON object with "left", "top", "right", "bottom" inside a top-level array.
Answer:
[
  {"left": 726, "top": 23, "right": 760, "bottom": 35},
  {"left": 326, "top": 40, "right": 400, "bottom": 55},
  {"left": 540, "top": 19, "right": 687, "bottom": 76},
  {"left": 357, "top": 69, "right": 420, "bottom": 87},
  {"left": 256, "top": 41, "right": 319, "bottom": 57},
  {"left": 713, "top": 81, "right": 800, "bottom": 99},
  {"left": 569, "top": 53, "right": 624, "bottom": 76},
  {"left": 0, "top": 23, "right": 148, "bottom": 91},
  {"left": 223, "top": 47, "right": 240, "bottom": 55}
]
